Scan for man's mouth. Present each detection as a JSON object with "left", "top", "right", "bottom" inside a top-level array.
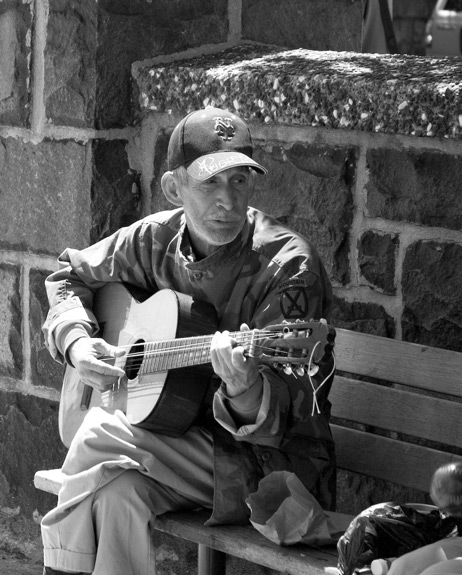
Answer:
[{"left": 208, "top": 214, "right": 241, "bottom": 223}]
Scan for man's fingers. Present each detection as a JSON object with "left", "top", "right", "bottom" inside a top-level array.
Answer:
[
  {"left": 92, "top": 338, "right": 126, "bottom": 359},
  {"left": 231, "top": 345, "right": 247, "bottom": 366},
  {"left": 87, "top": 355, "right": 124, "bottom": 376},
  {"left": 70, "top": 337, "right": 126, "bottom": 389}
]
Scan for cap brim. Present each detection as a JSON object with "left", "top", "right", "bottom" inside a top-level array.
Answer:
[{"left": 186, "top": 151, "right": 267, "bottom": 181}]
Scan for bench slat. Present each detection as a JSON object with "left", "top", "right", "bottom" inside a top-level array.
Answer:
[
  {"left": 333, "top": 425, "right": 462, "bottom": 492},
  {"left": 335, "top": 328, "right": 462, "bottom": 397},
  {"left": 34, "top": 468, "right": 62, "bottom": 495},
  {"left": 153, "top": 510, "right": 340, "bottom": 575},
  {"left": 331, "top": 375, "right": 462, "bottom": 448}
]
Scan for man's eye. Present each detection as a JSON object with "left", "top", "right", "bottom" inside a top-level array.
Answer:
[{"left": 232, "top": 176, "right": 248, "bottom": 186}]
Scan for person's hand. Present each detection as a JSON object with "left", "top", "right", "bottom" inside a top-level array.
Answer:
[
  {"left": 211, "top": 324, "right": 260, "bottom": 397},
  {"left": 68, "top": 337, "right": 126, "bottom": 391}
]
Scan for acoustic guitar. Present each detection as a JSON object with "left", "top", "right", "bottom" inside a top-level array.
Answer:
[{"left": 59, "top": 283, "right": 332, "bottom": 448}]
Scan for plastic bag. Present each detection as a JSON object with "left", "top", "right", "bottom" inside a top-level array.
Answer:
[
  {"left": 245, "top": 471, "right": 351, "bottom": 546},
  {"left": 337, "top": 502, "right": 458, "bottom": 575}
]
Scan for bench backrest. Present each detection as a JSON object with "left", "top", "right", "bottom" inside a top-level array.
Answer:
[{"left": 330, "top": 328, "right": 462, "bottom": 494}]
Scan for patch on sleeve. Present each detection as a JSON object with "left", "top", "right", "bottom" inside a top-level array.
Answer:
[{"left": 278, "top": 279, "right": 309, "bottom": 320}]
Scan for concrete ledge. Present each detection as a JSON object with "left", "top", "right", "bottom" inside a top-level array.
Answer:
[{"left": 133, "top": 44, "right": 462, "bottom": 139}]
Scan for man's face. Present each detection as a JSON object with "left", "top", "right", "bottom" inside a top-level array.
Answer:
[{"left": 176, "top": 166, "right": 255, "bottom": 259}]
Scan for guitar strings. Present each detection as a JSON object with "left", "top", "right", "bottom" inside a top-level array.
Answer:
[
  {"left": 94, "top": 331, "right": 325, "bottom": 398},
  {"left": 97, "top": 329, "right": 288, "bottom": 350},
  {"left": 93, "top": 330, "right": 333, "bottom": 411},
  {"left": 95, "top": 331, "right": 312, "bottom": 363}
]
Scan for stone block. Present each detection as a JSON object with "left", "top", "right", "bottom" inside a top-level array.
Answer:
[
  {"left": 29, "top": 269, "right": 65, "bottom": 391},
  {"left": 402, "top": 241, "right": 462, "bottom": 350},
  {"left": 358, "top": 231, "right": 398, "bottom": 295},
  {"left": 366, "top": 148, "right": 462, "bottom": 230},
  {"left": 45, "top": 0, "right": 97, "bottom": 127},
  {"left": 242, "top": 0, "right": 362, "bottom": 52},
  {"left": 91, "top": 140, "right": 142, "bottom": 242},
  {"left": 134, "top": 44, "right": 462, "bottom": 139},
  {"left": 250, "top": 142, "right": 355, "bottom": 284},
  {"left": 97, "top": 0, "right": 228, "bottom": 128},
  {"left": 0, "top": 137, "right": 91, "bottom": 254},
  {"left": 0, "top": 1, "right": 31, "bottom": 126},
  {"left": 0, "top": 391, "right": 65, "bottom": 519},
  {"left": 150, "top": 129, "right": 175, "bottom": 213},
  {"left": 0, "top": 264, "right": 22, "bottom": 379},
  {"left": 332, "top": 297, "right": 395, "bottom": 337}
]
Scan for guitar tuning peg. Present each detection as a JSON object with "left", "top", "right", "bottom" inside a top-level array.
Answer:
[
  {"left": 283, "top": 364, "right": 293, "bottom": 375},
  {"left": 295, "top": 366, "right": 305, "bottom": 377},
  {"left": 307, "top": 364, "right": 319, "bottom": 377}
]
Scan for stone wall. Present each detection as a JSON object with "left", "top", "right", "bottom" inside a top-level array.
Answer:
[{"left": 0, "top": 0, "right": 459, "bottom": 571}]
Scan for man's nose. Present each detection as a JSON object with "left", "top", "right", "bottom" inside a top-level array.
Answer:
[{"left": 215, "top": 183, "right": 236, "bottom": 209}]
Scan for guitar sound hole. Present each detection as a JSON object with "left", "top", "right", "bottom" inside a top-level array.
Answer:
[{"left": 125, "top": 340, "right": 145, "bottom": 380}]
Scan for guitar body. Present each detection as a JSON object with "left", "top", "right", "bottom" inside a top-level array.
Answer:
[{"left": 59, "top": 284, "right": 216, "bottom": 448}]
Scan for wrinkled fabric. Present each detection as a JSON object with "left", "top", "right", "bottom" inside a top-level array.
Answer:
[
  {"left": 42, "top": 410, "right": 214, "bottom": 574},
  {"left": 43, "top": 206, "right": 336, "bottom": 527}
]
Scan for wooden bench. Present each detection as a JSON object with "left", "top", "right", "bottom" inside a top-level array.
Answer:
[{"left": 34, "top": 328, "right": 462, "bottom": 575}]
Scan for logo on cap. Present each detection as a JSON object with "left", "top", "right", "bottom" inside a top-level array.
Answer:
[{"left": 214, "top": 116, "right": 235, "bottom": 141}]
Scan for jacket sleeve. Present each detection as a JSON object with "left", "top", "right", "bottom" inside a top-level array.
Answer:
[
  {"left": 42, "top": 220, "right": 156, "bottom": 363},
  {"left": 213, "top": 260, "right": 335, "bottom": 448}
]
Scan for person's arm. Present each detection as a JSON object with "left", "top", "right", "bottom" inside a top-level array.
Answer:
[
  {"left": 42, "top": 219, "right": 155, "bottom": 388},
  {"left": 210, "top": 324, "right": 265, "bottom": 426},
  {"left": 212, "top": 262, "right": 335, "bottom": 448}
]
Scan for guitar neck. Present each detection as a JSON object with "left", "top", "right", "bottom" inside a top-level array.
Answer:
[{"left": 140, "top": 330, "right": 253, "bottom": 374}]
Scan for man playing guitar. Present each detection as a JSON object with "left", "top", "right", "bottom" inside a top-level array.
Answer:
[{"left": 41, "top": 107, "right": 336, "bottom": 575}]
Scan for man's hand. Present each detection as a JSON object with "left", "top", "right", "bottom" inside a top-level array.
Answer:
[
  {"left": 68, "top": 337, "right": 126, "bottom": 391},
  {"left": 211, "top": 324, "right": 261, "bottom": 397}
]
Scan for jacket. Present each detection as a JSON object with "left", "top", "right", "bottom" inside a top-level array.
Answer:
[{"left": 43, "top": 206, "right": 337, "bottom": 524}]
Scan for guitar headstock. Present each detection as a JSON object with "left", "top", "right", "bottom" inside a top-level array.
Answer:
[{"left": 251, "top": 319, "right": 334, "bottom": 376}]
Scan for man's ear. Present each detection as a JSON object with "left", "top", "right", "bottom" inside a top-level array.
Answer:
[
  {"left": 161, "top": 172, "right": 183, "bottom": 207},
  {"left": 248, "top": 169, "right": 257, "bottom": 199}
]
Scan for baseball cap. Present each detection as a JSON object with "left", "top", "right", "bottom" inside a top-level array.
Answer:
[{"left": 167, "top": 107, "right": 267, "bottom": 181}]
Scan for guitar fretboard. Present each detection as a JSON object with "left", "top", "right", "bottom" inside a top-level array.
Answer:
[{"left": 139, "top": 331, "right": 256, "bottom": 374}]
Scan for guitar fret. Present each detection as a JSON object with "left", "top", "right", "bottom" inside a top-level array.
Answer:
[
  {"left": 161, "top": 340, "right": 171, "bottom": 371},
  {"left": 142, "top": 343, "right": 153, "bottom": 374},
  {"left": 193, "top": 337, "right": 204, "bottom": 365},
  {"left": 186, "top": 337, "right": 197, "bottom": 367},
  {"left": 203, "top": 336, "right": 211, "bottom": 363},
  {"left": 189, "top": 337, "right": 197, "bottom": 366},
  {"left": 174, "top": 338, "right": 185, "bottom": 369},
  {"left": 199, "top": 336, "right": 210, "bottom": 364}
]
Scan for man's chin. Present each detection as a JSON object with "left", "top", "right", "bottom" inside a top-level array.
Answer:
[{"left": 207, "top": 228, "right": 240, "bottom": 247}]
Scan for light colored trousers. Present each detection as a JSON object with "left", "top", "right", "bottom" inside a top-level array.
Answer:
[
  {"left": 42, "top": 408, "right": 214, "bottom": 575},
  {"left": 388, "top": 537, "right": 462, "bottom": 575}
]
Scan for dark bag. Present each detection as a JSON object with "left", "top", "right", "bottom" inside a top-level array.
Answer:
[{"left": 337, "top": 502, "right": 458, "bottom": 575}]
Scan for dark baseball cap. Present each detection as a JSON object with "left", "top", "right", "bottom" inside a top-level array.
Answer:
[{"left": 167, "top": 107, "right": 267, "bottom": 181}]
